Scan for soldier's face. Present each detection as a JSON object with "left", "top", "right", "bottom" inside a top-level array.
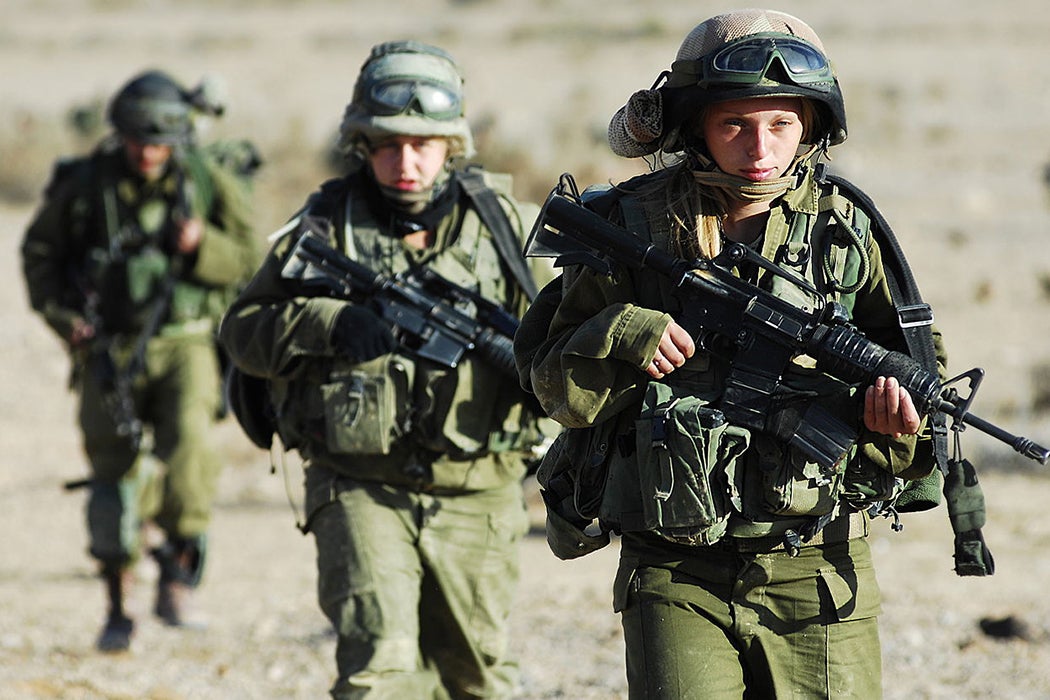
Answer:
[
  {"left": 123, "top": 138, "right": 173, "bottom": 181},
  {"left": 368, "top": 136, "right": 450, "bottom": 193},
  {"left": 701, "top": 97, "right": 805, "bottom": 183}
]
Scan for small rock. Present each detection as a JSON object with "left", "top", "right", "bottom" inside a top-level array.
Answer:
[{"left": 978, "top": 615, "right": 1034, "bottom": 641}]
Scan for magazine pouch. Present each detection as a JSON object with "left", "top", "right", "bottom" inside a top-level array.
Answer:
[{"left": 635, "top": 381, "right": 750, "bottom": 546}]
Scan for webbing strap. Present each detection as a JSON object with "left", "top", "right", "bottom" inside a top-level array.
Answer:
[
  {"left": 457, "top": 168, "right": 539, "bottom": 301},
  {"left": 821, "top": 171, "right": 948, "bottom": 471},
  {"left": 823, "top": 171, "right": 994, "bottom": 577}
]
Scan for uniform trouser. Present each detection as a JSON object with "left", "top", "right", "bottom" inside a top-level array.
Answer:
[
  {"left": 614, "top": 534, "right": 883, "bottom": 700},
  {"left": 304, "top": 467, "right": 529, "bottom": 700},
  {"left": 80, "top": 331, "right": 223, "bottom": 565}
]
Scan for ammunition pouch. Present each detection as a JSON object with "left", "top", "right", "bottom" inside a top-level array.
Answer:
[
  {"left": 535, "top": 417, "right": 623, "bottom": 560},
  {"left": 635, "top": 381, "right": 750, "bottom": 546},
  {"left": 321, "top": 356, "right": 411, "bottom": 455},
  {"left": 226, "top": 366, "right": 276, "bottom": 450}
]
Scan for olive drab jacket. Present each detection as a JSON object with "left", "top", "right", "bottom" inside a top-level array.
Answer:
[
  {"left": 219, "top": 167, "right": 555, "bottom": 491},
  {"left": 517, "top": 166, "right": 947, "bottom": 549},
  {"left": 22, "top": 142, "right": 258, "bottom": 345}
]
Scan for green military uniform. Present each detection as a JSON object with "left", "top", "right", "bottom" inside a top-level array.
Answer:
[
  {"left": 21, "top": 68, "right": 257, "bottom": 652},
  {"left": 220, "top": 165, "right": 548, "bottom": 698},
  {"left": 514, "top": 10, "right": 948, "bottom": 698},
  {"left": 23, "top": 142, "right": 256, "bottom": 557},
  {"left": 519, "top": 167, "right": 943, "bottom": 697},
  {"left": 220, "top": 41, "right": 554, "bottom": 698}
]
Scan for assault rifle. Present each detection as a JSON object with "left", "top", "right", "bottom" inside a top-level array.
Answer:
[
  {"left": 67, "top": 162, "right": 191, "bottom": 473},
  {"left": 281, "top": 216, "right": 522, "bottom": 380},
  {"left": 525, "top": 173, "right": 1049, "bottom": 468}
]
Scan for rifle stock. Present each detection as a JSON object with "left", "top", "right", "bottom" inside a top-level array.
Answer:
[{"left": 526, "top": 174, "right": 1049, "bottom": 466}]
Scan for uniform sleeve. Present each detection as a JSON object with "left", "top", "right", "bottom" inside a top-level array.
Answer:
[
  {"left": 20, "top": 172, "right": 82, "bottom": 343},
  {"left": 217, "top": 227, "right": 346, "bottom": 380},
  {"left": 188, "top": 158, "right": 261, "bottom": 288},
  {"left": 515, "top": 263, "right": 671, "bottom": 429}
]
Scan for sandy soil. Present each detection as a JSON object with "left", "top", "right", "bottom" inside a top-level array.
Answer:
[{"left": 3, "top": 1, "right": 1050, "bottom": 698}]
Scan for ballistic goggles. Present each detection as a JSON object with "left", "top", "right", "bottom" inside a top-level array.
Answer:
[
  {"left": 366, "top": 79, "right": 462, "bottom": 120},
  {"left": 672, "top": 34, "right": 835, "bottom": 92}
]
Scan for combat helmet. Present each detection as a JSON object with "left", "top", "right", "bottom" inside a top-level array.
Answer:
[
  {"left": 337, "top": 40, "right": 475, "bottom": 160},
  {"left": 108, "top": 69, "right": 194, "bottom": 145},
  {"left": 609, "top": 9, "right": 847, "bottom": 158}
]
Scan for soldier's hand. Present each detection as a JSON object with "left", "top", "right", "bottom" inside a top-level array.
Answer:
[
  {"left": 174, "top": 218, "right": 205, "bottom": 254},
  {"left": 68, "top": 317, "right": 96, "bottom": 349},
  {"left": 332, "top": 305, "right": 396, "bottom": 363},
  {"left": 864, "top": 376, "right": 921, "bottom": 438},
  {"left": 646, "top": 320, "right": 695, "bottom": 379}
]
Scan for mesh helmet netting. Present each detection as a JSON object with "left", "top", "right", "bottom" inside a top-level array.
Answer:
[
  {"left": 608, "top": 9, "right": 845, "bottom": 158},
  {"left": 674, "top": 9, "right": 826, "bottom": 65}
]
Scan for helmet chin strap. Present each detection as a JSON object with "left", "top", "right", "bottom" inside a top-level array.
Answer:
[
  {"left": 689, "top": 143, "right": 820, "bottom": 203},
  {"left": 367, "top": 166, "right": 459, "bottom": 237},
  {"left": 372, "top": 161, "right": 452, "bottom": 214}
]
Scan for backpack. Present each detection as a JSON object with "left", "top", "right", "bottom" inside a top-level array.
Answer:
[{"left": 201, "top": 138, "right": 264, "bottom": 190}]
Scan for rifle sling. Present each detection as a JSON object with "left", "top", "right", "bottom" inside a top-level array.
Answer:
[
  {"left": 823, "top": 172, "right": 993, "bottom": 576},
  {"left": 821, "top": 172, "right": 949, "bottom": 469},
  {"left": 457, "top": 168, "right": 539, "bottom": 301}
]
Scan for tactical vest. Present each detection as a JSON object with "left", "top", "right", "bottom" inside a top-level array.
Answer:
[
  {"left": 538, "top": 170, "right": 915, "bottom": 555},
  {"left": 539, "top": 170, "right": 992, "bottom": 576},
  {"left": 58, "top": 145, "right": 221, "bottom": 335},
  {"left": 265, "top": 168, "right": 544, "bottom": 488}
]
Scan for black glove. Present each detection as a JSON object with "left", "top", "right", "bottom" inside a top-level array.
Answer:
[{"left": 332, "top": 305, "right": 396, "bottom": 363}]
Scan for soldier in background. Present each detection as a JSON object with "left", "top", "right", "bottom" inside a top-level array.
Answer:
[
  {"left": 219, "top": 41, "right": 553, "bottom": 699},
  {"left": 21, "top": 69, "right": 259, "bottom": 652}
]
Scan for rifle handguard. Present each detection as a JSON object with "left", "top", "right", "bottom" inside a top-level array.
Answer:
[
  {"left": 473, "top": 329, "right": 519, "bottom": 380},
  {"left": 810, "top": 324, "right": 942, "bottom": 414}
]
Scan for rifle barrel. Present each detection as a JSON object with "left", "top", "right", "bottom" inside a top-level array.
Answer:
[{"left": 937, "top": 398, "right": 1050, "bottom": 464}]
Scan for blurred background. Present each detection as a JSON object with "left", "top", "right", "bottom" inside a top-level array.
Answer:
[
  {"left": 5, "top": 0, "right": 1050, "bottom": 433},
  {"left": 3, "top": 1, "right": 1050, "bottom": 698}
]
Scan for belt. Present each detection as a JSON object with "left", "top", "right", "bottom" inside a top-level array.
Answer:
[{"left": 715, "top": 510, "right": 868, "bottom": 556}]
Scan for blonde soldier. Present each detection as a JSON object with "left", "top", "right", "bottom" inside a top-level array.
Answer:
[
  {"left": 219, "top": 41, "right": 552, "bottom": 699},
  {"left": 21, "top": 69, "right": 258, "bottom": 652},
  {"left": 515, "top": 10, "right": 947, "bottom": 698}
]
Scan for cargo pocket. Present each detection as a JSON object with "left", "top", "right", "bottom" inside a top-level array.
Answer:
[
  {"left": 816, "top": 545, "right": 882, "bottom": 622},
  {"left": 612, "top": 561, "right": 640, "bottom": 614},
  {"left": 321, "top": 358, "right": 409, "bottom": 455},
  {"left": 635, "top": 383, "right": 750, "bottom": 546}
]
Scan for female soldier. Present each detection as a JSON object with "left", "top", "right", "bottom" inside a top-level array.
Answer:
[
  {"left": 515, "top": 10, "right": 944, "bottom": 698},
  {"left": 220, "top": 41, "right": 550, "bottom": 699}
]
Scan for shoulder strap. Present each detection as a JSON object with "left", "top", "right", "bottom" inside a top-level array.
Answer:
[
  {"left": 820, "top": 170, "right": 995, "bottom": 576},
  {"left": 178, "top": 149, "right": 217, "bottom": 216},
  {"left": 457, "top": 167, "right": 539, "bottom": 301},
  {"left": 820, "top": 170, "right": 948, "bottom": 470},
  {"left": 307, "top": 176, "right": 351, "bottom": 221},
  {"left": 819, "top": 177, "right": 934, "bottom": 379}
]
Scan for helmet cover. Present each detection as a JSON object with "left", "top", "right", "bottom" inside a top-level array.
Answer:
[
  {"left": 108, "top": 69, "right": 193, "bottom": 145},
  {"left": 609, "top": 9, "right": 847, "bottom": 157},
  {"left": 337, "top": 40, "right": 475, "bottom": 159}
]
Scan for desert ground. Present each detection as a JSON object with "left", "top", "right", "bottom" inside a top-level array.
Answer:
[{"left": 3, "top": 1, "right": 1050, "bottom": 698}]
